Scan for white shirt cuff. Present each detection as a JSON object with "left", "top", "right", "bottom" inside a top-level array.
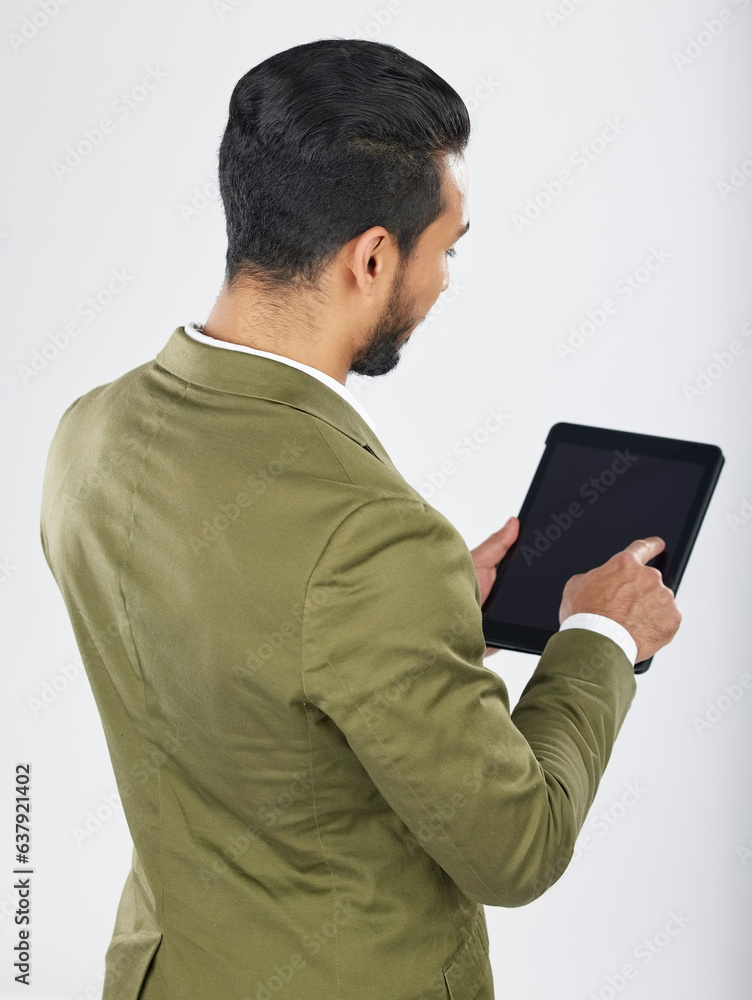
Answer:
[{"left": 558, "top": 613, "right": 638, "bottom": 666}]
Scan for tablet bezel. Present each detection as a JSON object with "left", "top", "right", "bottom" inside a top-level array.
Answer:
[{"left": 481, "top": 422, "right": 724, "bottom": 673}]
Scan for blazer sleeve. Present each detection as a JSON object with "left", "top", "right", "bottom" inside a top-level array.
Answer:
[{"left": 301, "top": 496, "right": 637, "bottom": 907}]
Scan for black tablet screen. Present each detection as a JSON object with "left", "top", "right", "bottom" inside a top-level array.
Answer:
[{"left": 483, "top": 442, "right": 707, "bottom": 633}]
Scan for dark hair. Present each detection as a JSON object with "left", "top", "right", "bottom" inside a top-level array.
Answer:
[{"left": 218, "top": 38, "right": 471, "bottom": 290}]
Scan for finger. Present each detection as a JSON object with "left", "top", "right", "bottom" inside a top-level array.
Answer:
[
  {"left": 623, "top": 536, "right": 665, "bottom": 565},
  {"left": 492, "top": 516, "right": 518, "bottom": 538},
  {"left": 491, "top": 517, "right": 519, "bottom": 559},
  {"left": 472, "top": 517, "right": 518, "bottom": 558}
]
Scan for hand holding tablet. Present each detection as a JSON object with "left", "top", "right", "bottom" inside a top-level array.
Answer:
[{"left": 481, "top": 423, "right": 724, "bottom": 672}]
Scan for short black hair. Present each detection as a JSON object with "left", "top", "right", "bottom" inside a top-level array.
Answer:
[{"left": 218, "top": 38, "right": 471, "bottom": 290}]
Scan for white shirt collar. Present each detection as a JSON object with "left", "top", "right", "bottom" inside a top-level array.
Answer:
[{"left": 183, "top": 322, "right": 377, "bottom": 435}]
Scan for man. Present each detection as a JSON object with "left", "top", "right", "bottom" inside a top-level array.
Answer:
[{"left": 40, "top": 38, "right": 680, "bottom": 1000}]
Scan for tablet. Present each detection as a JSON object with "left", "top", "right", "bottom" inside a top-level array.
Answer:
[{"left": 481, "top": 422, "right": 724, "bottom": 672}]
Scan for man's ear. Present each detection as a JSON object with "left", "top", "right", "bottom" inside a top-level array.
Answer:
[{"left": 345, "top": 226, "right": 397, "bottom": 296}]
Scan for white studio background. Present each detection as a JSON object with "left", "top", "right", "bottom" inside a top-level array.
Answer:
[{"left": 1, "top": 0, "right": 750, "bottom": 997}]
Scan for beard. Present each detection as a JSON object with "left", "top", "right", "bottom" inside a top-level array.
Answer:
[{"left": 348, "top": 268, "right": 422, "bottom": 377}]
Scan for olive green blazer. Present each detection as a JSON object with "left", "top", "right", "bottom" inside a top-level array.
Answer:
[{"left": 40, "top": 326, "right": 636, "bottom": 1000}]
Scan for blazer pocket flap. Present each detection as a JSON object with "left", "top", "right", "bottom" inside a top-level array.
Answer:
[
  {"left": 442, "top": 912, "right": 493, "bottom": 1000},
  {"left": 103, "top": 929, "right": 162, "bottom": 999},
  {"left": 103, "top": 850, "right": 162, "bottom": 999}
]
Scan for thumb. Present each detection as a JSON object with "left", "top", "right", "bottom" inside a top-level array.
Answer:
[{"left": 472, "top": 517, "right": 518, "bottom": 564}]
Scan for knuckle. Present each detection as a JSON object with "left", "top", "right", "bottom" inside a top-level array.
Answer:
[{"left": 611, "top": 551, "right": 632, "bottom": 571}]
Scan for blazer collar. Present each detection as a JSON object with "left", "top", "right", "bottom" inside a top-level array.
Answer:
[{"left": 156, "top": 327, "right": 397, "bottom": 471}]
